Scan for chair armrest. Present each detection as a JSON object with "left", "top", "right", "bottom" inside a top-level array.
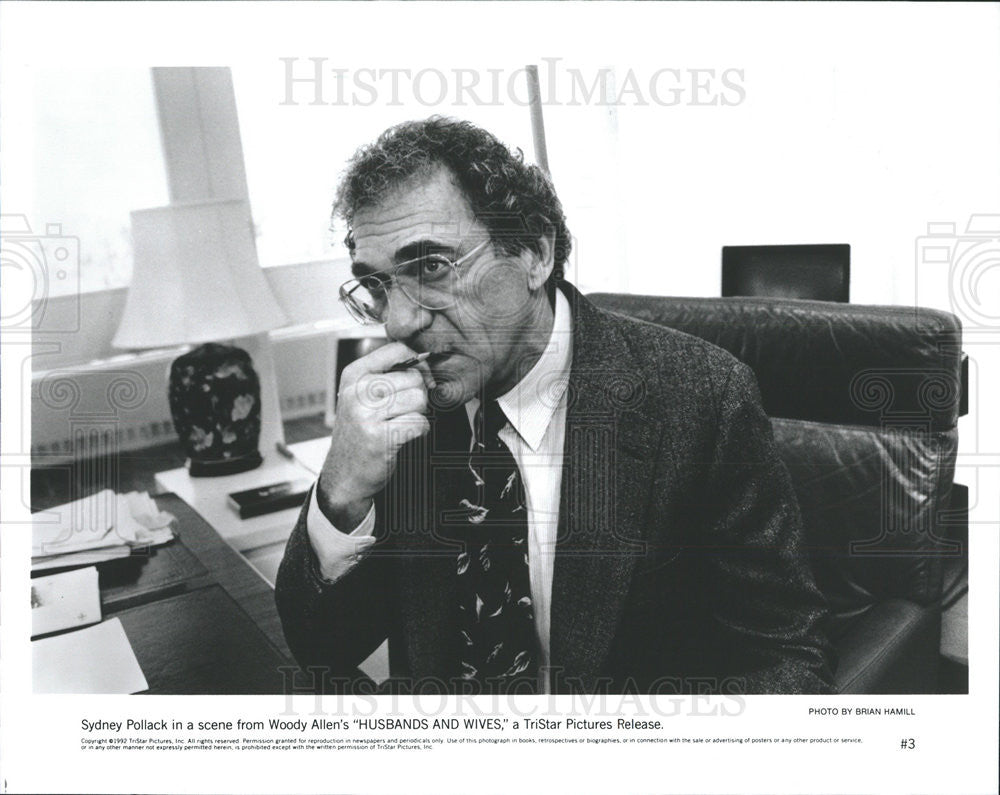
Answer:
[{"left": 834, "top": 599, "right": 940, "bottom": 694}]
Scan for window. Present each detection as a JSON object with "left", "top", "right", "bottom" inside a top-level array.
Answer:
[
  {"left": 231, "top": 63, "right": 534, "bottom": 270},
  {"left": 19, "top": 69, "right": 170, "bottom": 297}
]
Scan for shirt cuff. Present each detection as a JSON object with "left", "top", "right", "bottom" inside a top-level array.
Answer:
[{"left": 305, "top": 485, "right": 376, "bottom": 583}]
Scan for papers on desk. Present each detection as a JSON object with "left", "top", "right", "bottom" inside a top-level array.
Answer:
[
  {"left": 32, "top": 618, "right": 148, "bottom": 694},
  {"left": 32, "top": 490, "right": 176, "bottom": 571},
  {"left": 31, "top": 567, "right": 102, "bottom": 638}
]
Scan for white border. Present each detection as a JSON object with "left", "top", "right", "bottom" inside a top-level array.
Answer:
[{"left": 2, "top": 4, "right": 998, "bottom": 794}]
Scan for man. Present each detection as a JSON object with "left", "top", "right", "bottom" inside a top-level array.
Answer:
[{"left": 276, "top": 117, "right": 835, "bottom": 695}]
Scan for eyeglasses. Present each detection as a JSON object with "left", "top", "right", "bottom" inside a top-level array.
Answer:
[{"left": 339, "top": 240, "right": 491, "bottom": 325}]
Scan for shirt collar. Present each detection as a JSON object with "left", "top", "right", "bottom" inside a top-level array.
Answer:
[{"left": 465, "top": 288, "right": 573, "bottom": 452}]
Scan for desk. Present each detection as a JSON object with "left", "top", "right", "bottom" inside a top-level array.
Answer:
[
  {"left": 155, "top": 438, "right": 329, "bottom": 584},
  {"left": 65, "top": 493, "right": 294, "bottom": 694},
  {"left": 153, "top": 436, "right": 390, "bottom": 683}
]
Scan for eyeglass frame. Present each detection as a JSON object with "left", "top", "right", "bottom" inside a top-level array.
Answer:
[{"left": 338, "top": 239, "right": 492, "bottom": 325}]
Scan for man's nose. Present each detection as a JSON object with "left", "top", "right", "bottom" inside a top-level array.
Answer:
[{"left": 384, "top": 286, "right": 432, "bottom": 341}]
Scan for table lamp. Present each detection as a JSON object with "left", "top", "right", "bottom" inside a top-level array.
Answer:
[{"left": 113, "top": 199, "right": 288, "bottom": 476}]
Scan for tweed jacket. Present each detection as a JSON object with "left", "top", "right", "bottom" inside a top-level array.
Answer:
[{"left": 275, "top": 282, "right": 835, "bottom": 694}]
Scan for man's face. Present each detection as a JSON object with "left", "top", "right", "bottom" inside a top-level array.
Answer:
[{"left": 349, "top": 167, "right": 552, "bottom": 406}]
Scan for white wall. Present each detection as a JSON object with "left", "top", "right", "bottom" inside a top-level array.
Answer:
[{"left": 534, "top": 5, "right": 1000, "bottom": 309}]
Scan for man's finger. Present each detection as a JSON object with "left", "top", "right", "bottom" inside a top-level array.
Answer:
[
  {"left": 407, "top": 357, "right": 437, "bottom": 391},
  {"left": 347, "top": 371, "right": 424, "bottom": 411},
  {"left": 343, "top": 342, "right": 437, "bottom": 391},
  {"left": 387, "top": 411, "right": 431, "bottom": 444},
  {"left": 343, "top": 341, "right": 420, "bottom": 380},
  {"left": 382, "top": 385, "right": 429, "bottom": 419}
]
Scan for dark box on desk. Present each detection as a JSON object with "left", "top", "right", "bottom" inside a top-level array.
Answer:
[{"left": 227, "top": 479, "right": 312, "bottom": 519}]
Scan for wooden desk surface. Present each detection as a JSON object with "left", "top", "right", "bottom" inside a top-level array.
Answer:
[
  {"left": 59, "top": 493, "right": 295, "bottom": 694},
  {"left": 30, "top": 415, "right": 330, "bottom": 694}
]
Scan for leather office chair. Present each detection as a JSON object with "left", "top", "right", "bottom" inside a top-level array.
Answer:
[{"left": 588, "top": 293, "right": 965, "bottom": 694}]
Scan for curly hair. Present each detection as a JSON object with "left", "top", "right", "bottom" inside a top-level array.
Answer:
[{"left": 332, "top": 116, "right": 572, "bottom": 290}]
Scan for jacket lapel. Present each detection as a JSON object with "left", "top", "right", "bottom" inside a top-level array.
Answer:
[{"left": 550, "top": 285, "right": 662, "bottom": 691}]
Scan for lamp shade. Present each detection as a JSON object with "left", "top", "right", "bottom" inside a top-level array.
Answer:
[{"left": 113, "top": 199, "right": 288, "bottom": 348}]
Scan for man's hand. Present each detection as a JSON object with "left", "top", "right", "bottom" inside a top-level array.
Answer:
[{"left": 317, "top": 342, "right": 436, "bottom": 529}]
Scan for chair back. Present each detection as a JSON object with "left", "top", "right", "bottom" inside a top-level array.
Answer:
[{"left": 588, "top": 293, "right": 963, "bottom": 640}]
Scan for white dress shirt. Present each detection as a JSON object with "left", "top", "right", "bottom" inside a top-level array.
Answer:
[{"left": 306, "top": 289, "right": 573, "bottom": 692}]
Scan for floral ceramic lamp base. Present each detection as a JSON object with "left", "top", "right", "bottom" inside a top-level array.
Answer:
[{"left": 168, "top": 342, "right": 264, "bottom": 477}]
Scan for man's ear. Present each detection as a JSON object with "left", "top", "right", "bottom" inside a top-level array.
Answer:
[{"left": 525, "top": 229, "right": 556, "bottom": 291}]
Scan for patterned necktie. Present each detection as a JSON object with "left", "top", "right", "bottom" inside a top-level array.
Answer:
[{"left": 456, "top": 399, "right": 538, "bottom": 692}]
